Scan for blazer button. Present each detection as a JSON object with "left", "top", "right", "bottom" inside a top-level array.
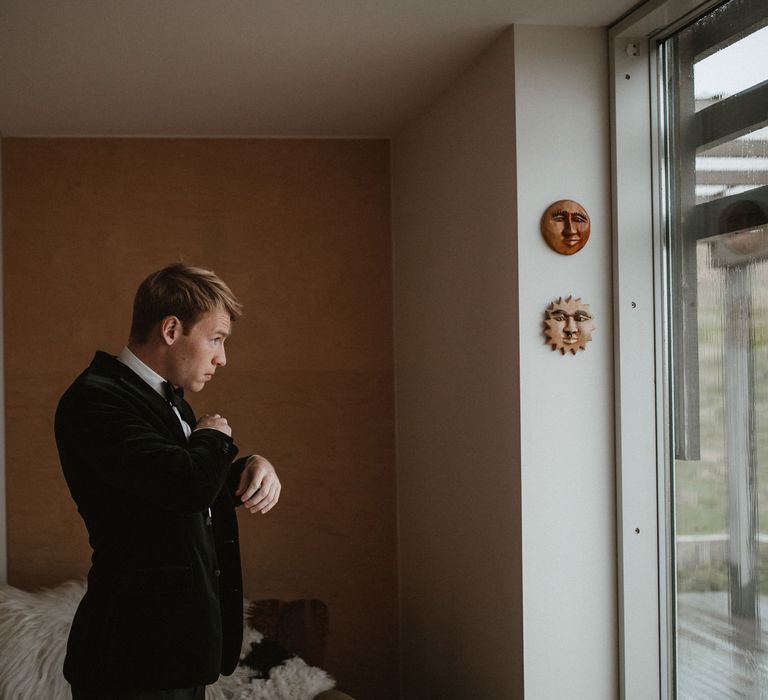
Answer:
[{"left": 214, "top": 569, "right": 221, "bottom": 577}]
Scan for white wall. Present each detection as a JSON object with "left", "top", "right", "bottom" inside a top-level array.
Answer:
[
  {"left": 393, "top": 24, "right": 616, "bottom": 699},
  {"left": 392, "top": 28, "right": 523, "bottom": 699},
  {"left": 515, "top": 24, "right": 616, "bottom": 698}
]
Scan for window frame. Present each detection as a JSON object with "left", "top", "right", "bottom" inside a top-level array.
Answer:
[{"left": 609, "top": 1, "right": 725, "bottom": 697}]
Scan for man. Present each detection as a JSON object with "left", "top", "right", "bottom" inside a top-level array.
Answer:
[{"left": 55, "top": 263, "right": 281, "bottom": 700}]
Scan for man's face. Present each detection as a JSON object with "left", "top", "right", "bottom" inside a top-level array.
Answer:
[
  {"left": 541, "top": 200, "right": 591, "bottom": 255},
  {"left": 167, "top": 308, "right": 231, "bottom": 392}
]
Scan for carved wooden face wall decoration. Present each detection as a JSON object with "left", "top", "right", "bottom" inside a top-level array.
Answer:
[
  {"left": 544, "top": 296, "right": 594, "bottom": 355},
  {"left": 541, "top": 200, "right": 590, "bottom": 255}
]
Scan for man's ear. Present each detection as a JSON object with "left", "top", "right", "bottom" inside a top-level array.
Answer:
[{"left": 160, "top": 316, "right": 183, "bottom": 346}]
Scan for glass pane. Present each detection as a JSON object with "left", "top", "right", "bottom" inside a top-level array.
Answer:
[
  {"left": 664, "top": 1, "right": 768, "bottom": 697},
  {"left": 694, "top": 24, "right": 768, "bottom": 111},
  {"left": 696, "top": 126, "right": 768, "bottom": 204},
  {"left": 675, "top": 224, "right": 768, "bottom": 698}
]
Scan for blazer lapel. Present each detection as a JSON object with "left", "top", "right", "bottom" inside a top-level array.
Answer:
[
  {"left": 119, "top": 374, "right": 189, "bottom": 444},
  {"left": 90, "top": 352, "right": 189, "bottom": 445}
]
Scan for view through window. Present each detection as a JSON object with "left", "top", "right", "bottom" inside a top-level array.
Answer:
[{"left": 662, "top": 0, "right": 768, "bottom": 696}]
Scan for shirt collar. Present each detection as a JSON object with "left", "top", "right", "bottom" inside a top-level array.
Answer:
[{"left": 117, "top": 347, "right": 167, "bottom": 399}]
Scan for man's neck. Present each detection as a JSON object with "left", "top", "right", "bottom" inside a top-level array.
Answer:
[{"left": 126, "top": 341, "right": 168, "bottom": 381}]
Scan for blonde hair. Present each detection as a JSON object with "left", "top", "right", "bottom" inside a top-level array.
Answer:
[{"left": 129, "top": 263, "right": 243, "bottom": 343}]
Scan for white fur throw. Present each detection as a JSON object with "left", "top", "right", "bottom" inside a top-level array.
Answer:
[
  {"left": 0, "top": 581, "right": 335, "bottom": 700},
  {"left": 206, "top": 626, "right": 334, "bottom": 700},
  {"left": 0, "top": 580, "right": 83, "bottom": 700}
]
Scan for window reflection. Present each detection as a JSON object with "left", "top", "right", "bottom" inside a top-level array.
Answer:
[
  {"left": 694, "top": 24, "right": 768, "bottom": 111},
  {"left": 664, "top": 0, "right": 768, "bottom": 695},
  {"left": 696, "top": 126, "right": 768, "bottom": 204}
]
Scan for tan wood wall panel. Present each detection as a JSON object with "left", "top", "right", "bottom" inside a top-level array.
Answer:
[{"left": 2, "top": 138, "right": 396, "bottom": 700}]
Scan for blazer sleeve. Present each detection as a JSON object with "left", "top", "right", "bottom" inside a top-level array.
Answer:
[
  {"left": 56, "top": 380, "right": 239, "bottom": 515},
  {"left": 226, "top": 456, "right": 251, "bottom": 507}
]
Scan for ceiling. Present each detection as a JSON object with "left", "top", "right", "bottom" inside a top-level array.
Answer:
[{"left": 0, "top": 0, "right": 638, "bottom": 138}]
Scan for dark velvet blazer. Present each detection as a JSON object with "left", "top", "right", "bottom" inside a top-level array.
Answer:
[{"left": 55, "top": 351, "right": 247, "bottom": 691}]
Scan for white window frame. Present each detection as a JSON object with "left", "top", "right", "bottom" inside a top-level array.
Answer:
[{"left": 610, "top": 1, "right": 727, "bottom": 698}]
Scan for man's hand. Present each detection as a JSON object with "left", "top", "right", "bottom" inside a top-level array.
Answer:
[
  {"left": 235, "top": 455, "right": 281, "bottom": 514},
  {"left": 194, "top": 414, "right": 232, "bottom": 437}
]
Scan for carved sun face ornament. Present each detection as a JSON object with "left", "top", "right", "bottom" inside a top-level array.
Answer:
[
  {"left": 541, "top": 200, "right": 591, "bottom": 255},
  {"left": 544, "top": 296, "right": 595, "bottom": 355}
]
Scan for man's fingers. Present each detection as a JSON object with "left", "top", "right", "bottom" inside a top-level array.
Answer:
[
  {"left": 257, "top": 492, "right": 280, "bottom": 514},
  {"left": 194, "top": 413, "right": 231, "bottom": 437},
  {"left": 236, "top": 470, "right": 261, "bottom": 499},
  {"left": 237, "top": 454, "right": 281, "bottom": 514},
  {"left": 235, "top": 455, "right": 265, "bottom": 497},
  {"left": 244, "top": 480, "right": 281, "bottom": 512},
  {"left": 239, "top": 470, "right": 267, "bottom": 503},
  {"left": 242, "top": 488, "right": 267, "bottom": 509},
  {"left": 249, "top": 484, "right": 281, "bottom": 514},
  {"left": 242, "top": 477, "right": 275, "bottom": 508}
]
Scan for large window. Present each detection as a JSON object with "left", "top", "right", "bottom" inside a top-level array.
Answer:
[
  {"left": 611, "top": 0, "right": 768, "bottom": 697},
  {"left": 661, "top": 0, "right": 768, "bottom": 695}
]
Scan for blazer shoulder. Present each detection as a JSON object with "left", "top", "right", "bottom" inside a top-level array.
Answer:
[
  {"left": 57, "top": 351, "right": 162, "bottom": 417},
  {"left": 55, "top": 351, "right": 185, "bottom": 446}
]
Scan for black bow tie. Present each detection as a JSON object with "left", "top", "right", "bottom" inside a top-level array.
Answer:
[{"left": 163, "top": 381, "right": 185, "bottom": 410}]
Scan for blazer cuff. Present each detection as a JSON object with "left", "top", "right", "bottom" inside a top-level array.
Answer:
[
  {"left": 189, "top": 428, "right": 238, "bottom": 460},
  {"left": 227, "top": 455, "right": 251, "bottom": 506}
]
